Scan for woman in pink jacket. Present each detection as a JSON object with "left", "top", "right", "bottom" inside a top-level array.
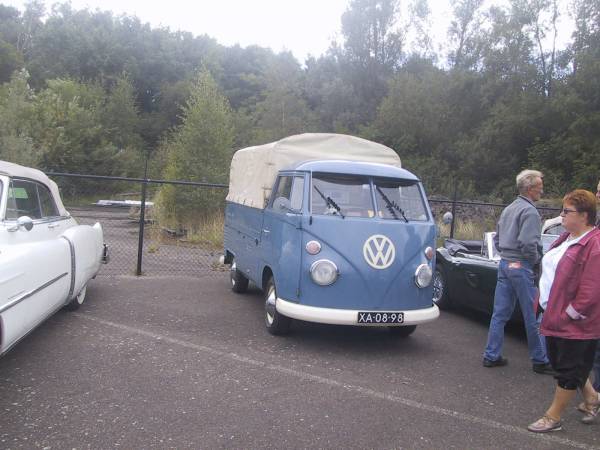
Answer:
[{"left": 528, "top": 189, "right": 600, "bottom": 433}]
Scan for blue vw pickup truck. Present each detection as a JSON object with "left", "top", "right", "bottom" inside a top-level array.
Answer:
[{"left": 224, "top": 133, "right": 439, "bottom": 336}]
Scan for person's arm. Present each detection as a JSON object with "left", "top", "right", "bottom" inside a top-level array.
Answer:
[
  {"left": 566, "top": 248, "right": 600, "bottom": 320},
  {"left": 517, "top": 210, "right": 542, "bottom": 266},
  {"left": 494, "top": 222, "right": 500, "bottom": 251}
]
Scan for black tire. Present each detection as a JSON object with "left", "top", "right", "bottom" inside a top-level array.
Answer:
[
  {"left": 432, "top": 266, "right": 452, "bottom": 310},
  {"left": 388, "top": 325, "right": 417, "bottom": 337},
  {"left": 230, "top": 261, "right": 249, "bottom": 293},
  {"left": 264, "top": 276, "right": 291, "bottom": 335},
  {"left": 66, "top": 285, "right": 87, "bottom": 311}
]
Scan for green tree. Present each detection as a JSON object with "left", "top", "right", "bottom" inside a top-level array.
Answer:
[
  {"left": 0, "top": 39, "right": 24, "bottom": 83},
  {"left": 245, "top": 52, "right": 317, "bottom": 144},
  {"left": 0, "top": 69, "right": 38, "bottom": 166},
  {"left": 447, "top": 0, "right": 485, "bottom": 69},
  {"left": 339, "top": 0, "right": 404, "bottom": 124},
  {"left": 156, "top": 69, "right": 235, "bottom": 229}
]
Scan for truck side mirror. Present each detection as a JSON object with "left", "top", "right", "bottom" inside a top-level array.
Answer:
[{"left": 273, "top": 197, "right": 292, "bottom": 213}]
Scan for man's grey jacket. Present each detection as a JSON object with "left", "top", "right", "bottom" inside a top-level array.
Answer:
[{"left": 493, "top": 195, "right": 543, "bottom": 266}]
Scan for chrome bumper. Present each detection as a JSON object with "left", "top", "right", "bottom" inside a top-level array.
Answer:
[
  {"left": 102, "top": 243, "right": 110, "bottom": 264},
  {"left": 275, "top": 298, "right": 440, "bottom": 326}
]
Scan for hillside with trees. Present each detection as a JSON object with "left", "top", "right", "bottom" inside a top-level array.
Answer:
[{"left": 0, "top": 0, "right": 599, "bottom": 201}]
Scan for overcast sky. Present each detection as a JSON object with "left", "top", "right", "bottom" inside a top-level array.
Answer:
[{"left": 2, "top": 0, "right": 574, "bottom": 62}]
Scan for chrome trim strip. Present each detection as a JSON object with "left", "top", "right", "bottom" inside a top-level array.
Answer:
[
  {"left": 1, "top": 216, "right": 72, "bottom": 226},
  {"left": 0, "top": 272, "right": 69, "bottom": 314},
  {"left": 61, "top": 236, "right": 76, "bottom": 300}
]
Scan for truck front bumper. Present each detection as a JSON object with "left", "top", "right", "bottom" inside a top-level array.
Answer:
[{"left": 275, "top": 298, "right": 439, "bottom": 326}]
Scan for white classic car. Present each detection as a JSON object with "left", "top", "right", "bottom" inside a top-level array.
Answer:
[{"left": 0, "top": 161, "right": 108, "bottom": 355}]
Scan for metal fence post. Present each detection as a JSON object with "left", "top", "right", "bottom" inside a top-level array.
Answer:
[
  {"left": 136, "top": 156, "right": 149, "bottom": 276},
  {"left": 450, "top": 184, "right": 457, "bottom": 239}
]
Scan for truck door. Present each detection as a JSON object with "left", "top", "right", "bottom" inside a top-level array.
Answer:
[{"left": 260, "top": 174, "right": 304, "bottom": 301}]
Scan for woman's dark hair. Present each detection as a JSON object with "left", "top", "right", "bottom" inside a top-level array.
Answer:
[{"left": 563, "top": 189, "right": 597, "bottom": 226}]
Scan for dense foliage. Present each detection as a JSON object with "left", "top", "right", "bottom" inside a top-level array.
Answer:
[{"left": 0, "top": 0, "right": 599, "bottom": 203}]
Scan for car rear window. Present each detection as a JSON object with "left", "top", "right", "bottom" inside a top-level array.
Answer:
[{"left": 6, "top": 179, "right": 59, "bottom": 220}]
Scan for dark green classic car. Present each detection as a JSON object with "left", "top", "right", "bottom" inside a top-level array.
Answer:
[{"left": 433, "top": 219, "right": 563, "bottom": 320}]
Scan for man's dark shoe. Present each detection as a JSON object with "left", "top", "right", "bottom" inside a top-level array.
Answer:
[
  {"left": 533, "top": 363, "right": 556, "bottom": 375},
  {"left": 483, "top": 357, "right": 508, "bottom": 368}
]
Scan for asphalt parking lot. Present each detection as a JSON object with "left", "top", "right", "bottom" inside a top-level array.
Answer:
[{"left": 1, "top": 275, "right": 600, "bottom": 449}]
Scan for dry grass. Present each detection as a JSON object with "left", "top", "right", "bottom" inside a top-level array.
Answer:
[
  {"left": 146, "top": 211, "right": 225, "bottom": 251},
  {"left": 436, "top": 217, "right": 496, "bottom": 242},
  {"left": 184, "top": 213, "right": 225, "bottom": 249}
]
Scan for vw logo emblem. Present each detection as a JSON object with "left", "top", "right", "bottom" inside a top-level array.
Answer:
[{"left": 363, "top": 235, "right": 395, "bottom": 269}]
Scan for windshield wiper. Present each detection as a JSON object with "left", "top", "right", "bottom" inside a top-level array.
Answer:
[
  {"left": 376, "top": 186, "right": 408, "bottom": 222},
  {"left": 313, "top": 185, "right": 345, "bottom": 218}
]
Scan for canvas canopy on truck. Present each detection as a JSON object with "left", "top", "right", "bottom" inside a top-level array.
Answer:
[{"left": 226, "top": 133, "right": 402, "bottom": 208}]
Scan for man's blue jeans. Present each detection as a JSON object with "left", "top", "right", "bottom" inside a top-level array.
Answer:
[{"left": 483, "top": 259, "right": 548, "bottom": 364}]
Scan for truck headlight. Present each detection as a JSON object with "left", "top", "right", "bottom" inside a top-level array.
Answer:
[
  {"left": 414, "top": 264, "right": 432, "bottom": 288},
  {"left": 310, "top": 259, "right": 338, "bottom": 286}
]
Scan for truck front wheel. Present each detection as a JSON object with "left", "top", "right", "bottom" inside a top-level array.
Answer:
[
  {"left": 230, "top": 261, "right": 249, "bottom": 293},
  {"left": 264, "top": 277, "right": 291, "bottom": 335}
]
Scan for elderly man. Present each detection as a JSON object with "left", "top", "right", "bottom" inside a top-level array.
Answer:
[{"left": 483, "top": 169, "right": 554, "bottom": 374}]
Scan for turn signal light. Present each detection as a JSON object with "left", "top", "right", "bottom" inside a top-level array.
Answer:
[
  {"left": 306, "top": 240, "right": 322, "bottom": 255},
  {"left": 424, "top": 247, "right": 434, "bottom": 260}
]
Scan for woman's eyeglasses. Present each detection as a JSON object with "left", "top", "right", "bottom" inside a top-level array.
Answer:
[{"left": 560, "top": 208, "right": 578, "bottom": 215}]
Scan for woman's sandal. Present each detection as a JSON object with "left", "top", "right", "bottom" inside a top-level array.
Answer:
[
  {"left": 581, "top": 405, "right": 600, "bottom": 424},
  {"left": 577, "top": 394, "right": 600, "bottom": 414}
]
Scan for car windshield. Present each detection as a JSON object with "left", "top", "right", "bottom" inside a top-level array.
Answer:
[
  {"left": 373, "top": 178, "right": 429, "bottom": 221},
  {"left": 311, "top": 173, "right": 373, "bottom": 218}
]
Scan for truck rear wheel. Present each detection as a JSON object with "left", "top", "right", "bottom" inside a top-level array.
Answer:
[
  {"left": 264, "top": 277, "right": 291, "bottom": 335},
  {"left": 230, "top": 261, "right": 249, "bottom": 293}
]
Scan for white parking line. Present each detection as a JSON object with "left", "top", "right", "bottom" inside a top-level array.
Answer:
[{"left": 78, "top": 314, "right": 599, "bottom": 450}]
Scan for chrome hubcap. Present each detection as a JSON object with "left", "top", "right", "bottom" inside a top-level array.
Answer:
[
  {"left": 76, "top": 286, "right": 87, "bottom": 305},
  {"left": 265, "top": 287, "right": 276, "bottom": 325},
  {"left": 230, "top": 262, "right": 237, "bottom": 286}
]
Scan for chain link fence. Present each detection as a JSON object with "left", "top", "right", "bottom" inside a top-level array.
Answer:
[
  {"left": 430, "top": 198, "right": 561, "bottom": 242},
  {"left": 48, "top": 173, "right": 562, "bottom": 277},
  {"left": 50, "top": 173, "right": 228, "bottom": 277}
]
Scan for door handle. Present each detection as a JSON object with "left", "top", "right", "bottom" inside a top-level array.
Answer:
[{"left": 48, "top": 223, "right": 61, "bottom": 229}]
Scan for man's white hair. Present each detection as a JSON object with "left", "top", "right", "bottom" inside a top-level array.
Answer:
[{"left": 516, "top": 169, "right": 543, "bottom": 194}]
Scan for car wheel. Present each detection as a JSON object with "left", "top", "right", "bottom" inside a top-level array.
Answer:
[
  {"left": 433, "top": 266, "right": 452, "bottom": 310},
  {"left": 66, "top": 285, "right": 87, "bottom": 311},
  {"left": 388, "top": 325, "right": 417, "bottom": 337},
  {"left": 264, "top": 276, "right": 291, "bottom": 335},
  {"left": 230, "top": 261, "right": 249, "bottom": 293}
]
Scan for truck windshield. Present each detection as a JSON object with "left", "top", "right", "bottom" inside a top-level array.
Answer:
[
  {"left": 311, "top": 174, "right": 429, "bottom": 221},
  {"left": 373, "top": 178, "right": 429, "bottom": 221},
  {"left": 311, "top": 174, "right": 373, "bottom": 218}
]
